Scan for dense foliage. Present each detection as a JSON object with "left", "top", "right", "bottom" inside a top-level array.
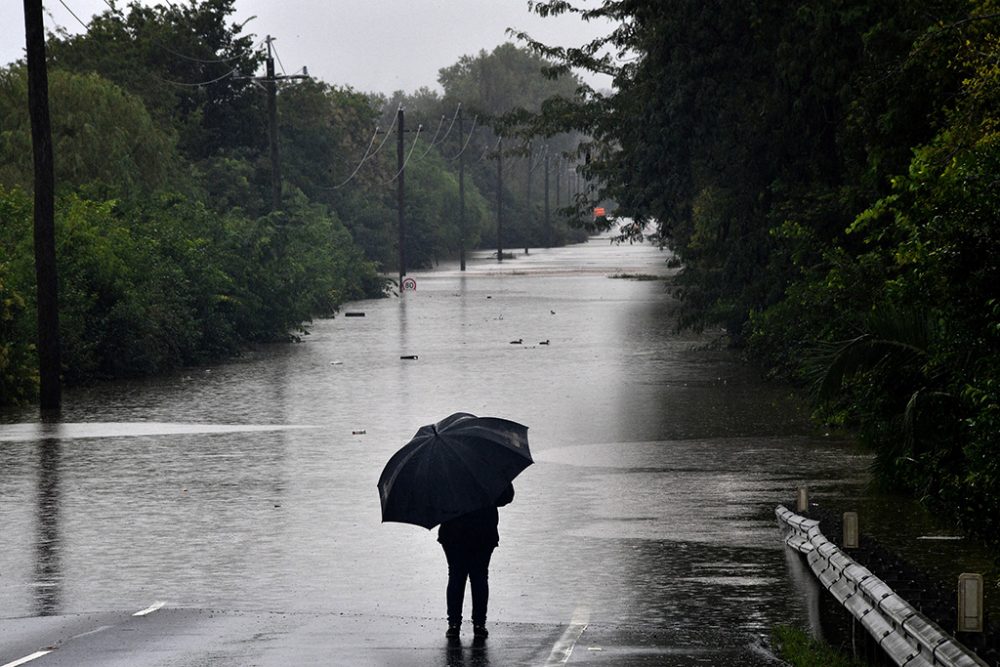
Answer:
[
  {"left": 520, "top": 1, "right": 1000, "bottom": 546},
  {"left": 1, "top": 0, "right": 583, "bottom": 405}
]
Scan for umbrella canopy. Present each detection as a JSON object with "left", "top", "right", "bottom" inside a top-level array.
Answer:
[{"left": 378, "top": 412, "right": 532, "bottom": 529}]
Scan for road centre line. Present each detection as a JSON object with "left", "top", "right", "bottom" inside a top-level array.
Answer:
[
  {"left": 1, "top": 651, "right": 53, "bottom": 667},
  {"left": 133, "top": 601, "right": 166, "bottom": 617},
  {"left": 544, "top": 606, "right": 590, "bottom": 666},
  {"left": 70, "top": 625, "right": 112, "bottom": 640}
]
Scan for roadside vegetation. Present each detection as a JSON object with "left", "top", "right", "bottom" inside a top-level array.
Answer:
[
  {"left": 772, "top": 625, "right": 871, "bottom": 667},
  {"left": 516, "top": 1, "right": 1000, "bottom": 553},
  {"left": 1, "top": 0, "right": 587, "bottom": 405}
]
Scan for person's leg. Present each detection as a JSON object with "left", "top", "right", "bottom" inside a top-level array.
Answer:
[
  {"left": 468, "top": 546, "right": 494, "bottom": 627},
  {"left": 443, "top": 543, "right": 471, "bottom": 626}
]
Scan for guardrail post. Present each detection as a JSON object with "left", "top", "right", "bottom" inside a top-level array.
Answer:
[
  {"left": 958, "top": 573, "right": 984, "bottom": 633},
  {"left": 796, "top": 486, "right": 809, "bottom": 513},
  {"left": 843, "top": 511, "right": 859, "bottom": 549}
]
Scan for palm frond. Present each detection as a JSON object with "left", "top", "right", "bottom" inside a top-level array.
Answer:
[{"left": 808, "top": 306, "right": 934, "bottom": 402}]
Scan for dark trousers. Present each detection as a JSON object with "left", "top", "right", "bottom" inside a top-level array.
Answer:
[{"left": 442, "top": 542, "right": 494, "bottom": 625}]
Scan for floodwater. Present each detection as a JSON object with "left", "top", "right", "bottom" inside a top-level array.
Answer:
[{"left": 0, "top": 232, "right": 889, "bottom": 649}]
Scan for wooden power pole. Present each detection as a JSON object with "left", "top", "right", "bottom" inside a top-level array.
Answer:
[
  {"left": 457, "top": 107, "right": 466, "bottom": 271},
  {"left": 544, "top": 152, "right": 551, "bottom": 248},
  {"left": 265, "top": 36, "right": 281, "bottom": 211},
  {"left": 23, "top": 0, "right": 60, "bottom": 410},
  {"left": 237, "top": 36, "right": 309, "bottom": 212},
  {"left": 525, "top": 141, "right": 532, "bottom": 254},
  {"left": 496, "top": 137, "right": 503, "bottom": 262},
  {"left": 397, "top": 107, "right": 406, "bottom": 285}
]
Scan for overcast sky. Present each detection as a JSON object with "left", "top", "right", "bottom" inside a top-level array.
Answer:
[{"left": 1, "top": 1, "right": 615, "bottom": 94}]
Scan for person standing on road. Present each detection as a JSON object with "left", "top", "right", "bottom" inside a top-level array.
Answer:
[{"left": 438, "top": 483, "right": 515, "bottom": 639}]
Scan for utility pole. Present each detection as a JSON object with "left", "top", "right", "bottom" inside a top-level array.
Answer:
[
  {"left": 555, "top": 155, "right": 561, "bottom": 216},
  {"left": 397, "top": 107, "right": 406, "bottom": 285},
  {"left": 525, "top": 140, "right": 532, "bottom": 254},
  {"left": 544, "top": 152, "right": 550, "bottom": 248},
  {"left": 265, "top": 36, "right": 280, "bottom": 211},
  {"left": 23, "top": 0, "right": 60, "bottom": 411},
  {"left": 496, "top": 136, "right": 503, "bottom": 262},
  {"left": 457, "top": 107, "right": 466, "bottom": 271},
  {"left": 238, "top": 35, "right": 309, "bottom": 212}
]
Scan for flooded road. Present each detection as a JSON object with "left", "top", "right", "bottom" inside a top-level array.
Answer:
[{"left": 1, "top": 234, "right": 874, "bottom": 663}]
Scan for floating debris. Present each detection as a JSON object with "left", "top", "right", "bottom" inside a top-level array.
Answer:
[{"left": 344, "top": 312, "right": 366, "bottom": 317}]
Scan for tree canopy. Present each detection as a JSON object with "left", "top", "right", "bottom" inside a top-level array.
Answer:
[{"left": 519, "top": 0, "right": 1000, "bottom": 546}]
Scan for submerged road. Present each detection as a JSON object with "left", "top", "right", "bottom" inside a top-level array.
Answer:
[{"left": 1, "top": 235, "right": 870, "bottom": 665}]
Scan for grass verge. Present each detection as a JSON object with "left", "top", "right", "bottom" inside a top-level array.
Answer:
[{"left": 772, "top": 625, "right": 871, "bottom": 667}]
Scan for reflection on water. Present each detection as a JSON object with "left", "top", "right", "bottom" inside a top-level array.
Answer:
[
  {"left": 445, "top": 638, "right": 489, "bottom": 667},
  {"left": 0, "top": 236, "right": 988, "bottom": 645},
  {"left": 34, "top": 437, "right": 62, "bottom": 616}
]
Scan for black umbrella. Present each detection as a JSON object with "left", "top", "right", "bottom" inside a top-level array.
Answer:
[{"left": 378, "top": 412, "right": 532, "bottom": 529}]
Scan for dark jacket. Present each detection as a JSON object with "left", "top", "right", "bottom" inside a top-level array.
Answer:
[{"left": 437, "top": 484, "right": 514, "bottom": 548}]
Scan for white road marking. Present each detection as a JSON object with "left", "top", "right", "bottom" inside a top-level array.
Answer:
[
  {"left": 70, "top": 625, "right": 112, "bottom": 640},
  {"left": 544, "top": 606, "right": 590, "bottom": 666},
  {"left": 1, "top": 651, "right": 53, "bottom": 667},
  {"left": 133, "top": 601, "right": 166, "bottom": 617}
]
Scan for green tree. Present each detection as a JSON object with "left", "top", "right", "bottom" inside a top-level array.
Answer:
[
  {"left": 0, "top": 66, "right": 180, "bottom": 196},
  {"left": 46, "top": 0, "right": 264, "bottom": 162}
]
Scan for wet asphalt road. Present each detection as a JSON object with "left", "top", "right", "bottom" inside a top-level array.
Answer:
[
  {"left": 0, "top": 235, "right": 868, "bottom": 665},
  {"left": 1, "top": 608, "right": 783, "bottom": 666}
]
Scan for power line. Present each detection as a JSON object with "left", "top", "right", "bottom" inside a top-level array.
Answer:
[
  {"left": 156, "top": 41, "right": 254, "bottom": 64},
  {"left": 57, "top": 0, "right": 89, "bottom": 30},
  {"left": 384, "top": 124, "right": 423, "bottom": 184},
  {"left": 332, "top": 125, "right": 380, "bottom": 189},
  {"left": 433, "top": 104, "right": 462, "bottom": 146},
  {"left": 447, "top": 114, "right": 478, "bottom": 161},
  {"left": 476, "top": 134, "right": 501, "bottom": 164},
  {"left": 412, "top": 115, "right": 446, "bottom": 163},
  {"left": 530, "top": 143, "right": 548, "bottom": 173},
  {"left": 329, "top": 103, "right": 401, "bottom": 190},
  {"left": 270, "top": 39, "right": 287, "bottom": 75},
  {"left": 152, "top": 67, "right": 239, "bottom": 88}
]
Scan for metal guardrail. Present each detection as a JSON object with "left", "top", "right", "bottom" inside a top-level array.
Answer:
[{"left": 776, "top": 505, "right": 991, "bottom": 667}]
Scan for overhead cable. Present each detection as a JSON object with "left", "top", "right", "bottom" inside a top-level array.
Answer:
[
  {"left": 332, "top": 103, "right": 401, "bottom": 189},
  {"left": 447, "top": 114, "right": 478, "bottom": 161},
  {"left": 153, "top": 67, "right": 239, "bottom": 88},
  {"left": 270, "top": 40, "right": 287, "bottom": 75},
  {"left": 412, "top": 115, "right": 447, "bottom": 164},
  {"left": 384, "top": 124, "right": 423, "bottom": 184},
  {"left": 529, "top": 144, "right": 548, "bottom": 173},
  {"left": 476, "top": 135, "right": 501, "bottom": 164},
  {"left": 157, "top": 42, "right": 252, "bottom": 64},
  {"left": 57, "top": 0, "right": 90, "bottom": 29},
  {"left": 433, "top": 104, "right": 462, "bottom": 146},
  {"left": 332, "top": 125, "right": 380, "bottom": 189}
]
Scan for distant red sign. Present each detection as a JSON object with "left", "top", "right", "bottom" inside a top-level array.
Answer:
[{"left": 594, "top": 207, "right": 606, "bottom": 217}]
